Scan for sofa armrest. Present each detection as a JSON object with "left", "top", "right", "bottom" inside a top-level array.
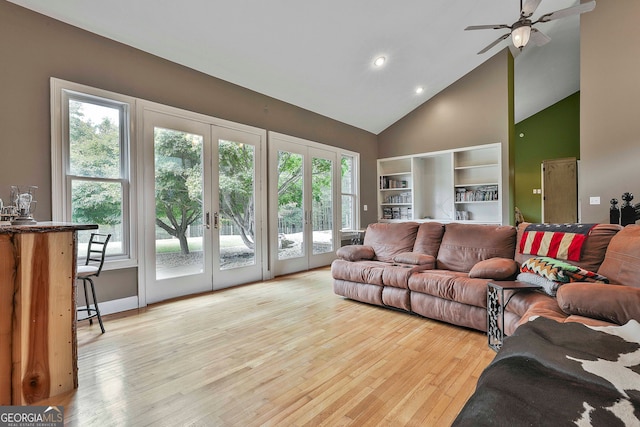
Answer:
[
  {"left": 336, "top": 245, "right": 375, "bottom": 261},
  {"left": 557, "top": 283, "right": 640, "bottom": 325},
  {"left": 393, "top": 252, "right": 435, "bottom": 268},
  {"left": 468, "top": 257, "right": 518, "bottom": 280}
]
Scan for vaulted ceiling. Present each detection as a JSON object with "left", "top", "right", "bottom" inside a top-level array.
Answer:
[{"left": 9, "top": 0, "right": 582, "bottom": 134}]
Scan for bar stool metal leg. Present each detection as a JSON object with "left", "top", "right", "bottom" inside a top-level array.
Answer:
[
  {"left": 78, "top": 277, "right": 105, "bottom": 333},
  {"left": 87, "top": 277, "right": 105, "bottom": 333}
]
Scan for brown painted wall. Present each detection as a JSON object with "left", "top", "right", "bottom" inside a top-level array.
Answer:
[
  {"left": 0, "top": 0, "right": 378, "bottom": 225},
  {"left": 377, "top": 50, "right": 514, "bottom": 223},
  {"left": 580, "top": 0, "right": 640, "bottom": 223},
  {"left": 0, "top": 0, "right": 379, "bottom": 304}
]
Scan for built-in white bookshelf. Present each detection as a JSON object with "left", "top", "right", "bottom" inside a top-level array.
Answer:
[{"left": 377, "top": 143, "right": 502, "bottom": 224}]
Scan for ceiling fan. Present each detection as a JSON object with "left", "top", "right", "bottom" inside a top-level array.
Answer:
[{"left": 465, "top": 0, "right": 596, "bottom": 55}]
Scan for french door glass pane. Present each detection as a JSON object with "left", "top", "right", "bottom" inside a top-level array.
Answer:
[
  {"left": 154, "top": 127, "right": 204, "bottom": 280},
  {"left": 218, "top": 140, "right": 256, "bottom": 270},
  {"left": 277, "top": 150, "right": 304, "bottom": 260},
  {"left": 312, "top": 157, "right": 333, "bottom": 255}
]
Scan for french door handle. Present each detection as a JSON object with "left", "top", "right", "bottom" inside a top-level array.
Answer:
[
  {"left": 205, "top": 212, "right": 211, "bottom": 229},
  {"left": 214, "top": 212, "right": 219, "bottom": 229}
]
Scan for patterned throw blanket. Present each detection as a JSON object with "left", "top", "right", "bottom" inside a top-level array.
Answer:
[
  {"left": 520, "top": 223, "right": 597, "bottom": 261},
  {"left": 453, "top": 317, "right": 640, "bottom": 426}
]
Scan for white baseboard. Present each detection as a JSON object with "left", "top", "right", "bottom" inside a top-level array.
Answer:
[{"left": 78, "top": 296, "right": 139, "bottom": 316}]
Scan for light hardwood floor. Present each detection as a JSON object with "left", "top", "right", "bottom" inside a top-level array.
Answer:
[{"left": 39, "top": 267, "right": 496, "bottom": 426}]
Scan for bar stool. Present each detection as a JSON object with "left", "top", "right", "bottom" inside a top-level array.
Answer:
[{"left": 76, "top": 233, "right": 111, "bottom": 333}]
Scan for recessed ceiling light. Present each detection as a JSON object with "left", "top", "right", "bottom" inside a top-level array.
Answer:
[
  {"left": 373, "top": 56, "right": 386, "bottom": 67},
  {"left": 415, "top": 86, "right": 424, "bottom": 94}
]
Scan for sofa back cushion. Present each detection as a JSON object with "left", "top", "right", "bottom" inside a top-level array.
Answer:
[
  {"left": 412, "top": 222, "right": 445, "bottom": 257},
  {"left": 515, "top": 222, "right": 622, "bottom": 272},
  {"left": 363, "top": 222, "right": 420, "bottom": 263},
  {"left": 598, "top": 224, "right": 640, "bottom": 288},
  {"left": 436, "top": 223, "right": 516, "bottom": 272}
]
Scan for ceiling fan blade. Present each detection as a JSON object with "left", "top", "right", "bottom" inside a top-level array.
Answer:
[
  {"left": 537, "top": 0, "right": 596, "bottom": 23},
  {"left": 521, "top": 0, "right": 542, "bottom": 17},
  {"left": 465, "top": 24, "right": 510, "bottom": 31},
  {"left": 530, "top": 28, "right": 552, "bottom": 46},
  {"left": 477, "top": 33, "right": 510, "bottom": 55}
]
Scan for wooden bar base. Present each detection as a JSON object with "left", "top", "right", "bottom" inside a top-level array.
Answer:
[{"left": 0, "top": 222, "right": 96, "bottom": 405}]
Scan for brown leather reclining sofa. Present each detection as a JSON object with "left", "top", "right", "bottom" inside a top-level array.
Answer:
[{"left": 331, "top": 221, "right": 640, "bottom": 333}]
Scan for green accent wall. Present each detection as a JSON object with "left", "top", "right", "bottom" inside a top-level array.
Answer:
[
  {"left": 514, "top": 92, "right": 580, "bottom": 223},
  {"left": 507, "top": 51, "right": 515, "bottom": 225}
]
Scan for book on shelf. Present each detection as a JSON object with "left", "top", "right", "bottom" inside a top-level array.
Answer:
[
  {"left": 381, "top": 206, "right": 412, "bottom": 221},
  {"left": 455, "top": 185, "right": 499, "bottom": 202},
  {"left": 382, "top": 207, "right": 393, "bottom": 219},
  {"left": 383, "top": 191, "right": 412, "bottom": 204},
  {"left": 380, "top": 176, "right": 408, "bottom": 189}
]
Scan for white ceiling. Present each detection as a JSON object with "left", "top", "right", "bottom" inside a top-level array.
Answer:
[{"left": 9, "top": 0, "right": 582, "bottom": 134}]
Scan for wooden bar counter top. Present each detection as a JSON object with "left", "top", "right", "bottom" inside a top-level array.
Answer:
[{"left": 0, "top": 222, "right": 97, "bottom": 405}]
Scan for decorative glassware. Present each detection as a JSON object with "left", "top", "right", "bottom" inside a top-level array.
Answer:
[{"left": 10, "top": 185, "right": 37, "bottom": 225}]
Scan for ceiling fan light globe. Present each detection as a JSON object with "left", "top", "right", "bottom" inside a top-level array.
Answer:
[{"left": 511, "top": 25, "right": 531, "bottom": 49}]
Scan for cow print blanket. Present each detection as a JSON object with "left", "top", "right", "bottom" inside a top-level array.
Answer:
[{"left": 453, "top": 317, "right": 640, "bottom": 426}]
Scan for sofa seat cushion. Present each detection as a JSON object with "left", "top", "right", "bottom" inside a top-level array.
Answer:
[
  {"left": 408, "top": 270, "right": 488, "bottom": 308},
  {"left": 363, "top": 222, "right": 420, "bottom": 262},
  {"left": 597, "top": 224, "right": 640, "bottom": 288},
  {"left": 330, "top": 259, "right": 387, "bottom": 286},
  {"left": 382, "top": 263, "right": 431, "bottom": 289},
  {"left": 504, "top": 289, "right": 562, "bottom": 317},
  {"left": 393, "top": 252, "right": 435, "bottom": 267},
  {"left": 516, "top": 299, "right": 569, "bottom": 328},
  {"left": 504, "top": 290, "right": 555, "bottom": 317},
  {"left": 436, "top": 223, "right": 516, "bottom": 272}
]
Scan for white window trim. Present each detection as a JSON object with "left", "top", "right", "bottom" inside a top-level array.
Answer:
[
  {"left": 51, "top": 77, "right": 138, "bottom": 270},
  {"left": 339, "top": 150, "right": 361, "bottom": 231}
]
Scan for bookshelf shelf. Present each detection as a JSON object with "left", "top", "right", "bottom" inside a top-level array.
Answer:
[{"left": 377, "top": 143, "right": 502, "bottom": 224}]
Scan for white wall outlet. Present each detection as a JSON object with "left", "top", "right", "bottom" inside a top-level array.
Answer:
[
  {"left": 589, "top": 196, "right": 601, "bottom": 205},
  {"left": 363, "top": 204, "right": 368, "bottom": 211}
]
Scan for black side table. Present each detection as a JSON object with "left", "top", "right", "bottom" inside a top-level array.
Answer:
[{"left": 487, "top": 281, "right": 542, "bottom": 351}]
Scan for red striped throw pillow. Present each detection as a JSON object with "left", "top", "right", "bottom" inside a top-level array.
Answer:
[{"left": 519, "top": 223, "right": 597, "bottom": 261}]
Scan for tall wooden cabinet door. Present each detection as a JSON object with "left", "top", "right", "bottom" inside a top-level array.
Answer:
[{"left": 542, "top": 157, "right": 578, "bottom": 223}]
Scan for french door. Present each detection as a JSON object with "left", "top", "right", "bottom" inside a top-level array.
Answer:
[
  {"left": 141, "top": 106, "right": 265, "bottom": 303},
  {"left": 269, "top": 133, "right": 339, "bottom": 276}
]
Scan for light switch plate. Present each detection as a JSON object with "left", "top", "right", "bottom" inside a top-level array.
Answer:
[{"left": 590, "top": 197, "right": 601, "bottom": 205}]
